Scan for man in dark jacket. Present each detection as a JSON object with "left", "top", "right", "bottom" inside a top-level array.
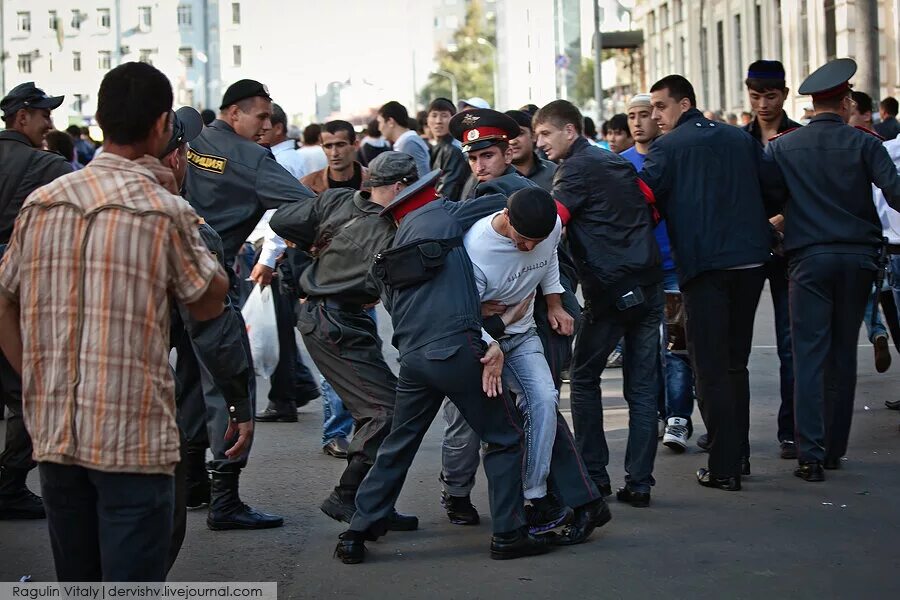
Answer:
[
  {"left": 426, "top": 98, "right": 468, "bottom": 200},
  {"left": 505, "top": 110, "right": 557, "bottom": 192},
  {"left": 639, "top": 75, "right": 782, "bottom": 492},
  {"left": 0, "top": 82, "right": 72, "bottom": 520},
  {"left": 875, "top": 97, "right": 900, "bottom": 140},
  {"left": 534, "top": 100, "right": 663, "bottom": 507}
]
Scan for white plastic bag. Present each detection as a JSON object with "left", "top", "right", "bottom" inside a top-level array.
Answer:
[{"left": 241, "top": 284, "right": 280, "bottom": 378}]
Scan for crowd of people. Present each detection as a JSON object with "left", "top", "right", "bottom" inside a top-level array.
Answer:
[{"left": 0, "top": 52, "right": 899, "bottom": 582}]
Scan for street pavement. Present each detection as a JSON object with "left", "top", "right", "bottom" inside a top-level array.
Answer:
[{"left": 2, "top": 286, "right": 899, "bottom": 599}]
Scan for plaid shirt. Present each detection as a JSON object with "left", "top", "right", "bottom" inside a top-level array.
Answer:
[{"left": 0, "top": 153, "right": 219, "bottom": 474}]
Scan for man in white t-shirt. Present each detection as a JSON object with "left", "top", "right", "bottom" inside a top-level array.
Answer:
[{"left": 441, "top": 187, "right": 585, "bottom": 533}]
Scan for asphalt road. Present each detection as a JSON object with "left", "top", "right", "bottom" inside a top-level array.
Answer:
[{"left": 2, "top": 286, "right": 900, "bottom": 599}]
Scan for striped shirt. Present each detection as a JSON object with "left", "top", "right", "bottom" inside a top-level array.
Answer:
[{"left": 0, "top": 153, "right": 219, "bottom": 475}]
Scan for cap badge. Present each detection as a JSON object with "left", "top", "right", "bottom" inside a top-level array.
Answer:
[
  {"left": 461, "top": 114, "right": 480, "bottom": 126},
  {"left": 466, "top": 129, "right": 480, "bottom": 141}
]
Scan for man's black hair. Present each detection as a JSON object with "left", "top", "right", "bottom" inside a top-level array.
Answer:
[
  {"left": 606, "top": 113, "right": 630, "bottom": 135},
  {"left": 650, "top": 74, "right": 697, "bottom": 107},
  {"left": 378, "top": 100, "right": 410, "bottom": 128},
  {"left": 519, "top": 103, "right": 540, "bottom": 115},
  {"left": 428, "top": 97, "right": 456, "bottom": 115},
  {"left": 366, "top": 119, "right": 381, "bottom": 138},
  {"left": 415, "top": 111, "right": 427, "bottom": 134},
  {"left": 881, "top": 96, "right": 899, "bottom": 117},
  {"left": 533, "top": 100, "right": 584, "bottom": 135},
  {"left": 584, "top": 116, "right": 598, "bottom": 138},
  {"left": 96, "top": 61, "right": 173, "bottom": 145},
  {"left": 302, "top": 123, "right": 321, "bottom": 145},
  {"left": 323, "top": 119, "right": 356, "bottom": 144},
  {"left": 851, "top": 91, "right": 873, "bottom": 114},
  {"left": 270, "top": 103, "right": 288, "bottom": 132},
  {"left": 65, "top": 125, "right": 82, "bottom": 137},
  {"left": 45, "top": 130, "right": 75, "bottom": 161},
  {"left": 745, "top": 59, "right": 787, "bottom": 93}
]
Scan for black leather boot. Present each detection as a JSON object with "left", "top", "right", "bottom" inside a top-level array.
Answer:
[
  {"left": 0, "top": 466, "right": 45, "bottom": 520},
  {"left": 184, "top": 447, "right": 210, "bottom": 509},
  {"left": 206, "top": 471, "right": 283, "bottom": 530}
]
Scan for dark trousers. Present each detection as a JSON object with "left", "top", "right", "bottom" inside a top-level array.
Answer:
[
  {"left": 0, "top": 353, "right": 33, "bottom": 473},
  {"left": 789, "top": 251, "right": 875, "bottom": 464},
  {"left": 298, "top": 301, "right": 396, "bottom": 497},
  {"left": 39, "top": 462, "right": 174, "bottom": 582},
  {"left": 682, "top": 268, "right": 765, "bottom": 478},
  {"left": 534, "top": 283, "right": 582, "bottom": 389},
  {"left": 570, "top": 283, "right": 663, "bottom": 493},
  {"left": 767, "top": 257, "right": 796, "bottom": 444},
  {"left": 266, "top": 277, "right": 319, "bottom": 413},
  {"left": 351, "top": 332, "right": 526, "bottom": 536}
]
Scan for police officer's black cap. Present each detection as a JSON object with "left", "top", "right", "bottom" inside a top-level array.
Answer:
[
  {"left": 379, "top": 169, "right": 441, "bottom": 218},
  {"left": 1, "top": 82, "right": 64, "bottom": 118},
  {"left": 507, "top": 188, "right": 557, "bottom": 240},
  {"left": 746, "top": 60, "right": 786, "bottom": 81},
  {"left": 162, "top": 106, "right": 204, "bottom": 157},
  {"left": 449, "top": 108, "right": 522, "bottom": 153},
  {"left": 220, "top": 79, "right": 272, "bottom": 109},
  {"left": 798, "top": 58, "right": 857, "bottom": 99}
]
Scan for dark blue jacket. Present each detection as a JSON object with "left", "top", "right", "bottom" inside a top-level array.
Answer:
[{"left": 639, "top": 108, "right": 780, "bottom": 285}]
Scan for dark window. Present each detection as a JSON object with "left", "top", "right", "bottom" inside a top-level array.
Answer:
[
  {"left": 73, "top": 51, "right": 81, "bottom": 72},
  {"left": 754, "top": 3, "right": 762, "bottom": 59},
  {"left": 824, "top": 0, "right": 837, "bottom": 61},
  {"left": 800, "top": 0, "right": 809, "bottom": 77},
  {"left": 717, "top": 20, "right": 726, "bottom": 108},
  {"left": 232, "top": 2, "right": 241, "bottom": 24}
]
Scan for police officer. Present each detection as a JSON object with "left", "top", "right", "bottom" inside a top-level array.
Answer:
[
  {"left": 765, "top": 58, "right": 900, "bottom": 481},
  {"left": 333, "top": 171, "right": 611, "bottom": 564},
  {"left": 451, "top": 108, "right": 524, "bottom": 200},
  {"left": 181, "top": 79, "right": 315, "bottom": 528},
  {"left": 267, "top": 152, "right": 419, "bottom": 531},
  {"left": 0, "top": 82, "right": 72, "bottom": 520}
]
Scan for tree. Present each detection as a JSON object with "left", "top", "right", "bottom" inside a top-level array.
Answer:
[{"left": 419, "top": 0, "right": 495, "bottom": 107}]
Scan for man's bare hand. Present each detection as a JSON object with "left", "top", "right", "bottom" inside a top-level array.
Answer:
[
  {"left": 480, "top": 342, "right": 504, "bottom": 397},
  {"left": 224, "top": 420, "right": 254, "bottom": 459},
  {"left": 481, "top": 300, "right": 507, "bottom": 318},
  {"left": 546, "top": 294, "right": 575, "bottom": 336},
  {"left": 769, "top": 214, "right": 785, "bottom": 232},
  {"left": 501, "top": 292, "right": 535, "bottom": 326},
  {"left": 250, "top": 263, "right": 274, "bottom": 288}
]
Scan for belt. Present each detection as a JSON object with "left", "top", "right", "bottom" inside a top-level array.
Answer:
[
  {"left": 308, "top": 296, "right": 365, "bottom": 312},
  {"left": 888, "top": 244, "right": 900, "bottom": 255}
]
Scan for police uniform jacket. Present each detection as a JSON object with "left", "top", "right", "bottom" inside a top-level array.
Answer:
[
  {"left": 470, "top": 165, "right": 537, "bottom": 198},
  {"left": 430, "top": 135, "right": 468, "bottom": 201},
  {"left": 268, "top": 188, "right": 395, "bottom": 304},
  {"left": 766, "top": 112, "right": 900, "bottom": 255},
  {"left": 640, "top": 108, "right": 780, "bottom": 285},
  {"left": 183, "top": 119, "right": 315, "bottom": 265},
  {"left": 0, "top": 130, "right": 72, "bottom": 244},
  {"left": 379, "top": 194, "right": 506, "bottom": 357}
]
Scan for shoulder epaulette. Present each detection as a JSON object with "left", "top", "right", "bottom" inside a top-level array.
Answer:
[
  {"left": 768, "top": 127, "right": 799, "bottom": 142},
  {"left": 854, "top": 125, "right": 885, "bottom": 141}
]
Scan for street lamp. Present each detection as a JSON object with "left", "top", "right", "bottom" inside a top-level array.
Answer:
[
  {"left": 476, "top": 37, "right": 499, "bottom": 108},
  {"left": 432, "top": 70, "right": 459, "bottom": 107}
]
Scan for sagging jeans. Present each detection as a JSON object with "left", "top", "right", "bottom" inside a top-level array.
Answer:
[
  {"left": 441, "top": 328, "right": 559, "bottom": 500},
  {"left": 570, "top": 283, "right": 663, "bottom": 494}
]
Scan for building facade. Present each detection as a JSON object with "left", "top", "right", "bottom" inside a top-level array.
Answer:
[{"left": 635, "top": 0, "right": 900, "bottom": 118}]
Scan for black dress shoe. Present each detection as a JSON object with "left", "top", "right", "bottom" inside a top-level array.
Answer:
[
  {"left": 697, "top": 433, "right": 710, "bottom": 451},
  {"left": 616, "top": 486, "right": 650, "bottom": 508},
  {"left": 596, "top": 483, "right": 613, "bottom": 497},
  {"left": 442, "top": 492, "right": 480, "bottom": 525},
  {"left": 553, "top": 497, "right": 612, "bottom": 546},
  {"left": 696, "top": 468, "right": 741, "bottom": 491},
  {"left": 254, "top": 408, "right": 298, "bottom": 423},
  {"left": 794, "top": 462, "right": 825, "bottom": 481},
  {"left": 206, "top": 473, "right": 283, "bottom": 530},
  {"left": 334, "top": 531, "right": 366, "bottom": 564},
  {"left": 874, "top": 334, "right": 891, "bottom": 373},
  {"left": 779, "top": 440, "right": 798, "bottom": 460},
  {"left": 885, "top": 399, "right": 900, "bottom": 410},
  {"left": 387, "top": 510, "right": 419, "bottom": 531},
  {"left": 490, "top": 527, "right": 554, "bottom": 560},
  {"left": 823, "top": 456, "right": 841, "bottom": 470},
  {"left": 741, "top": 458, "right": 751, "bottom": 476},
  {"left": 322, "top": 438, "right": 349, "bottom": 459}
]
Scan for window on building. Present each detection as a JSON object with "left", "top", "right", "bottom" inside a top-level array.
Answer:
[
  {"left": 674, "top": 0, "right": 683, "bottom": 23},
  {"left": 700, "top": 26, "right": 710, "bottom": 103},
  {"left": 754, "top": 3, "right": 762, "bottom": 60},
  {"left": 799, "top": 0, "right": 809, "bottom": 77},
  {"left": 139, "top": 49, "right": 153, "bottom": 65},
  {"left": 648, "top": 11, "right": 655, "bottom": 35},
  {"left": 666, "top": 42, "right": 673, "bottom": 72},
  {"left": 233, "top": 45, "right": 242, "bottom": 66},
  {"left": 660, "top": 4, "right": 669, "bottom": 30},
  {"left": 18, "top": 54, "right": 32, "bottom": 74},
  {"left": 774, "top": 0, "right": 783, "bottom": 59},
  {"left": 734, "top": 15, "right": 743, "bottom": 99},
  {"left": 139, "top": 6, "right": 152, "bottom": 31},
  {"left": 717, "top": 20, "right": 726, "bottom": 109},
  {"left": 232, "top": 2, "right": 241, "bottom": 24},
  {"left": 49, "top": 10, "right": 59, "bottom": 31},
  {"left": 178, "top": 4, "right": 193, "bottom": 27},
  {"left": 73, "top": 94, "right": 84, "bottom": 114},
  {"left": 73, "top": 51, "right": 82, "bottom": 72},
  {"left": 824, "top": 0, "right": 837, "bottom": 61},
  {"left": 98, "top": 50, "right": 111, "bottom": 70},
  {"left": 679, "top": 36, "right": 686, "bottom": 72},
  {"left": 17, "top": 11, "right": 32, "bottom": 33},
  {"left": 180, "top": 47, "right": 194, "bottom": 67},
  {"left": 98, "top": 8, "right": 111, "bottom": 30},
  {"left": 71, "top": 9, "right": 82, "bottom": 30}
]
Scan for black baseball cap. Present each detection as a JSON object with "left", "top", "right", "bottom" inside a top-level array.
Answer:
[
  {"left": 1, "top": 82, "right": 64, "bottom": 119},
  {"left": 219, "top": 79, "right": 271, "bottom": 109},
  {"left": 162, "top": 106, "right": 204, "bottom": 157}
]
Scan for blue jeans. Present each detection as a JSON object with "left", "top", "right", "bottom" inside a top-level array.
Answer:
[
  {"left": 658, "top": 271, "right": 695, "bottom": 425},
  {"left": 441, "top": 328, "right": 559, "bottom": 499},
  {"left": 863, "top": 285, "right": 887, "bottom": 342},
  {"left": 319, "top": 307, "right": 376, "bottom": 445}
]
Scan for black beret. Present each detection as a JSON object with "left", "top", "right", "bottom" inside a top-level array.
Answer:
[
  {"left": 220, "top": 79, "right": 271, "bottom": 109},
  {"left": 507, "top": 188, "right": 557, "bottom": 240}
]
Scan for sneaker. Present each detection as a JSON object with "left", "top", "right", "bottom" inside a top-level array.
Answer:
[
  {"left": 657, "top": 417, "right": 666, "bottom": 439},
  {"left": 874, "top": 334, "right": 891, "bottom": 373},
  {"left": 606, "top": 349, "right": 623, "bottom": 368},
  {"left": 663, "top": 417, "right": 689, "bottom": 453},
  {"left": 526, "top": 495, "right": 573, "bottom": 534}
]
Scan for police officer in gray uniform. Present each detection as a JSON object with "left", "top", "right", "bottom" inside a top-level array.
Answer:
[
  {"left": 766, "top": 58, "right": 900, "bottom": 481},
  {"left": 180, "top": 80, "right": 314, "bottom": 528}
]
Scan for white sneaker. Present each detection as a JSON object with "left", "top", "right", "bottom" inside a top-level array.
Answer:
[
  {"left": 663, "top": 417, "right": 689, "bottom": 453},
  {"left": 657, "top": 417, "right": 665, "bottom": 439}
]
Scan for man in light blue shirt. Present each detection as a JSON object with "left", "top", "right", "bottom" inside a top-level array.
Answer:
[{"left": 377, "top": 101, "right": 430, "bottom": 176}]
